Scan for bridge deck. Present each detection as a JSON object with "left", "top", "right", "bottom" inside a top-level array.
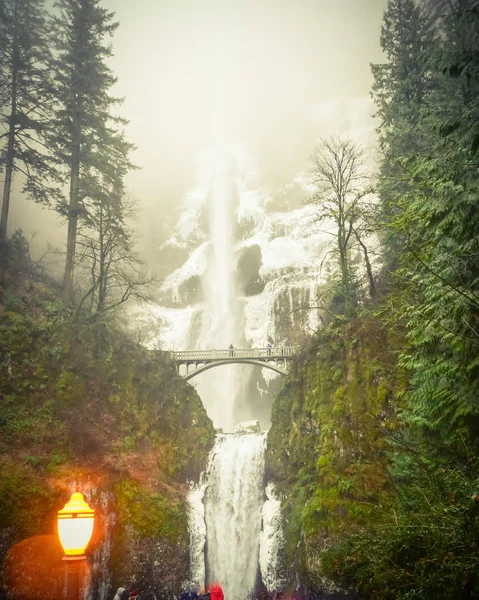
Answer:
[{"left": 171, "top": 346, "right": 298, "bottom": 362}]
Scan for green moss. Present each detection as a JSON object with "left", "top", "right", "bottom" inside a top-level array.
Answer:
[
  {"left": 317, "top": 455, "right": 329, "bottom": 469},
  {"left": 56, "top": 370, "right": 83, "bottom": 405},
  {"left": 267, "top": 316, "right": 406, "bottom": 586},
  {"left": 283, "top": 485, "right": 308, "bottom": 565},
  {"left": 0, "top": 460, "right": 60, "bottom": 538},
  {"left": 46, "top": 452, "right": 70, "bottom": 473},
  {"left": 115, "top": 479, "right": 187, "bottom": 543}
]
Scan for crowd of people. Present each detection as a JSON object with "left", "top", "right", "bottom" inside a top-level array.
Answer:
[
  {"left": 113, "top": 583, "right": 225, "bottom": 600},
  {"left": 113, "top": 588, "right": 141, "bottom": 600},
  {"left": 181, "top": 583, "right": 224, "bottom": 600},
  {"left": 112, "top": 584, "right": 323, "bottom": 600}
]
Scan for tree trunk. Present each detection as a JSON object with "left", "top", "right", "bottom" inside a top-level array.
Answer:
[
  {"left": 96, "top": 207, "right": 106, "bottom": 315},
  {"left": 0, "top": 31, "right": 19, "bottom": 285},
  {"left": 0, "top": 119, "right": 16, "bottom": 245},
  {"left": 63, "top": 9, "right": 85, "bottom": 302},
  {"left": 338, "top": 225, "right": 354, "bottom": 316},
  {"left": 0, "top": 24, "right": 19, "bottom": 248},
  {"left": 354, "top": 231, "right": 377, "bottom": 298},
  {"left": 63, "top": 152, "right": 80, "bottom": 301}
]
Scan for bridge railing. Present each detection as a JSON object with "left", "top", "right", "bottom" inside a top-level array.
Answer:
[{"left": 171, "top": 346, "right": 299, "bottom": 361}]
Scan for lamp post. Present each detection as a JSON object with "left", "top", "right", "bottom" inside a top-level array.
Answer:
[{"left": 57, "top": 492, "right": 95, "bottom": 600}]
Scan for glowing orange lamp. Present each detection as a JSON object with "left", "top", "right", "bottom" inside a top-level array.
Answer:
[{"left": 57, "top": 492, "right": 95, "bottom": 560}]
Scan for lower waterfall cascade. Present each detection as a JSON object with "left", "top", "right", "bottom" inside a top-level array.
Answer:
[{"left": 187, "top": 424, "right": 283, "bottom": 600}]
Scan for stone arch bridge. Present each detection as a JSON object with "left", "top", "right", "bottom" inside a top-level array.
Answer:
[{"left": 170, "top": 346, "right": 299, "bottom": 381}]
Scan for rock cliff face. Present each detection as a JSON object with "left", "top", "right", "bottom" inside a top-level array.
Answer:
[
  {"left": 0, "top": 276, "right": 215, "bottom": 600},
  {"left": 265, "top": 316, "right": 405, "bottom": 593}
]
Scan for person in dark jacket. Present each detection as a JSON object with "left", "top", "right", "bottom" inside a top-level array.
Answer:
[
  {"left": 180, "top": 590, "right": 198, "bottom": 600},
  {"left": 197, "top": 590, "right": 210, "bottom": 600}
]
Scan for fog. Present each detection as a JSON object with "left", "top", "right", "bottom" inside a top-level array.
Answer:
[{"left": 8, "top": 0, "right": 387, "bottom": 269}]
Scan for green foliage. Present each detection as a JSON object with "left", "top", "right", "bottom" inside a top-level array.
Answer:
[
  {"left": 0, "top": 270, "right": 214, "bottom": 469},
  {"left": 115, "top": 479, "right": 187, "bottom": 543},
  {"left": 322, "top": 466, "right": 479, "bottom": 599},
  {"left": 307, "top": 3, "right": 479, "bottom": 597},
  {"left": 371, "top": 0, "right": 436, "bottom": 269},
  {"left": 373, "top": 2, "right": 479, "bottom": 448},
  {"left": 49, "top": 0, "right": 136, "bottom": 300},
  {"left": 49, "top": 0, "right": 133, "bottom": 184},
  {"left": 0, "top": 262, "right": 214, "bottom": 564},
  {"left": 4, "top": 230, "right": 38, "bottom": 278},
  {"left": 0, "top": 460, "right": 60, "bottom": 538},
  {"left": 0, "top": 0, "right": 60, "bottom": 231},
  {"left": 56, "top": 370, "right": 82, "bottom": 404}
]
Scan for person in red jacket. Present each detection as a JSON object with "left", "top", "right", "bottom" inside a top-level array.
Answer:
[{"left": 209, "top": 583, "right": 224, "bottom": 600}]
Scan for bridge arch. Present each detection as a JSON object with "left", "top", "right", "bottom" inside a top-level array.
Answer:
[
  {"left": 182, "top": 358, "right": 288, "bottom": 381},
  {"left": 171, "top": 346, "right": 299, "bottom": 381}
]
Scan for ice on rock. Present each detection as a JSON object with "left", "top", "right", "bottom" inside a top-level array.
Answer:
[{"left": 260, "top": 483, "right": 285, "bottom": 592}]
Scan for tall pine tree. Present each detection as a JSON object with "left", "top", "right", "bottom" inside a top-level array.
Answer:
[
  {"left": 371, "top": 0, "right": 435, "bottom": 269},
  {"left": 0, "top": 0, "right": 58, "bottom": 247},
  {"left": 374, "top": 0, "right": 479, "bottom": 449},
  {"left": 398, "top": 1, "right": 479, "bottom": 446},
  {"left": 49, "top": 0, "right": 134, "bottom": 301}
]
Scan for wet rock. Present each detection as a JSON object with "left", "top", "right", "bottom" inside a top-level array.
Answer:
[
  {"left": 115, "top": 528, "right": 188, "bottom": 600},
  {"left": 234, "top": 420, "right": 262, "bottom": 434}
]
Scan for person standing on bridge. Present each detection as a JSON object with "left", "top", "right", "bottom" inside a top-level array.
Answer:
[
  {"left": 267, "top": 342, "right": 272, "bottom": 356},
  {"left": 229, "top": 343, "right": 234, "bottom": 357}
]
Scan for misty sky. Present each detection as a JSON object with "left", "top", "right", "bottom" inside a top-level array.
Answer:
[{"left": 10, "top": 0, "right": 388, "bottom": 265}]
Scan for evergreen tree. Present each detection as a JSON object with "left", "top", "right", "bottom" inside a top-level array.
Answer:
[
  {"left": 421, "top": 0, "right": 479, "bottom": 26},
  {"left": 373, "top": 0, "right": 479, "bottom": 454},
  {"left": 372, "top": 0, "right": 433, "bottom": 135},
  {"left": 49, "top": 0, "right": 134, "bottom": 302},
  {"left": 371, "top": 0, "right": 435, "bottom": 268},
  {"left": 311, "top": 1, "right": 479, "bottom": 595},
  {"left": 0, "top": 0, "right": 58, "bottom": 246},
  {"left": 398, "top": 2, "right": 479, "bottom": 446}
]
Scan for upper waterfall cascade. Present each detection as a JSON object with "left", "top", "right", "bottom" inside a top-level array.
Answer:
[{"left": 135, "top": 148, "right": 330, "bottom": 432}]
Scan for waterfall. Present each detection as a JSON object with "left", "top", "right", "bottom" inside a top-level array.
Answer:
[
  {"left": 187, "top": 426, "right": 284, "bottom": 600},
  {"left": 181, "top": 99, "right": 286, "bottom": 597},
  {"left": 205, "top": 432, "right": 265, "bottom": 598},
  {"left": 193, "top": 147, "right": 244, "bottom": 432}
]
